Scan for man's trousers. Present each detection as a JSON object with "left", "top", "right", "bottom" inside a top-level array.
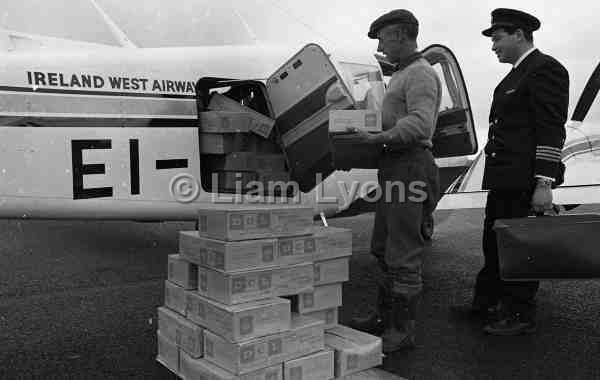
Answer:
[
  {"left": 473, "top": 189, "right": 539, "bottom": 318},
  {"left": 371, "top": 148, "right": 440, "bottom": 301}
]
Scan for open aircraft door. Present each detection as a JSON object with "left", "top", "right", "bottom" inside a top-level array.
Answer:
[
  {"left": 421, "top": 44, "right": 478, "bottom": 158},
  {"left": 266, "top": 43, "right": 360, "bottom": 193}
]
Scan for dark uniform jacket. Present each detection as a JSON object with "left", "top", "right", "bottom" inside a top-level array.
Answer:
[{"left": 482, "top": 49, "right": 569, "bottom": 190}]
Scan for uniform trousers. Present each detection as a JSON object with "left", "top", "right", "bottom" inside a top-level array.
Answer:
[{"left": 474, "top": 188, "right": 540, "bottom": 319}]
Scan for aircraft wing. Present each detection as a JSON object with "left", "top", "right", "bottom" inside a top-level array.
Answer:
[{"left": 0, "top": 28, "right": 117, "bottom": 52}]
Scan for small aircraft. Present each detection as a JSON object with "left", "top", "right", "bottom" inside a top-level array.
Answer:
[
  {"left": 2, "top": 0, "right": 598, "bottom": 238},
  {"left": 0, "top": 0, "right": 477, "bottom": 236}
]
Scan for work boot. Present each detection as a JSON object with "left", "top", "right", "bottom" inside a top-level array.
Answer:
[
  {"left": 347, "top": 286, "right": 385, "bottom": 336},
  {"left": 381, "top": 295, "right": 419, "bottom": 353}
]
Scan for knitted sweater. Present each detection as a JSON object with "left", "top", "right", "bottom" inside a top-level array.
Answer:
[{"left": 382, "top": 58, "right": 442, "bottom": 149}]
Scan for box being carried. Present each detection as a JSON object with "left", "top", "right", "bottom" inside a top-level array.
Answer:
[
  {"left": 209, "top": 93, "right": 276, "bottom": 138},
  {"left": 197, "top": 204, "right": 313, "bottom": 241},
  {"left": 329, "top": 110, "right": 382, "bottom": 133},
  {"left": 203, "top": 314, "right": 325, "bottom": 375},
  {"left": 185, "top": 292, "right": 291, "bottom": 343},
  {"left": 324, "top": 325, "right": 382, "bottom": 378}
]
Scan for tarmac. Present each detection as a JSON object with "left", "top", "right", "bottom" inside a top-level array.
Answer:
[{"left": 1, "top": 205, "right": 600, "bottom": 379}]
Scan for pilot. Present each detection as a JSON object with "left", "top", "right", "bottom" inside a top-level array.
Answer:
[
  {"left": 347, "top": 9, "right": 441, "bottom": 352},
  {"left": 453, "top": 8, "right": 569, "bottom": 335}
]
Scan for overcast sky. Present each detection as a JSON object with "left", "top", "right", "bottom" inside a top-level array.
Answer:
[{"left": 2, "top": 0, "right": 599, "bottom": 136}]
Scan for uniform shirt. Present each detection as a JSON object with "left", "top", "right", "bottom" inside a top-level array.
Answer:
[
  {"left": 513, "top": 47, "right": 537, "bottom": 69},
  {"left": 382, "top": 58, "right": 442, "bottom": 148}
]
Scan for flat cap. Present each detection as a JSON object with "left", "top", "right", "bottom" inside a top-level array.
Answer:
[
  {"left": 368, "top": 9, "right": 418, "bottom": 39},
  {"left": 482, "top": 8, "right": 540, "bottom": 37}
]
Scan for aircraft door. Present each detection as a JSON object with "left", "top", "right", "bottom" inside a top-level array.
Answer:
[
  {"left": 266, "top": 44, "right": 356, "bottom": 192},
  {"left": 422, "top": 44, "right": 478, "bottom": 157}
]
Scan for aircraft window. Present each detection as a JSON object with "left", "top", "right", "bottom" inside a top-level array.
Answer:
[
  {"left": 336, "top": 62, "right": 385, "bottom": 110},
  {"left": 432, "top": 62, "right": 456, "bottom": 111}
]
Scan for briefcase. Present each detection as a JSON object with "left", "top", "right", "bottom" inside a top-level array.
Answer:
[{"left": 494, "top": 214, "right": 600, "bottom": 280}]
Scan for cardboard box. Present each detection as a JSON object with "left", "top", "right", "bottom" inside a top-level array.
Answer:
[
  {"left": 313, "top": 258, "right": 349, "bottom": 285},
  {"left": 179, "top": 351, "right": 283, "bottom": 380},
  {"left": 186, "top": 292, "right": 291, "bottom": 342},
  {"left": 203, "top": 314, "right": 324, "bottom": 375},
  {"left": 179, "top": 231, "right": 277, "bottom": 272},
  {"left": 168, "top": 254, "right": 198, "bottom": 290},
  {"left": 157, "top": 306, "right": 204, "bottom": 358},
  {"left": 156, "top": 330, "right": 180, "bottom": 375},
  {"left": 197, "top": 204, "right": 313, "bottom": 241},
  {"left": 277, "top": 235, "right": 317, "bottom": 266},
  {"left": 209, "top": 93, "right": 276, "bottom": 138},
  {"left": 212, "top": 171, "right": 292, "bottom": 192},
  {"left": 200, "top": 111, "right": 254, "bottom": 133},
  {"left": 215, "top": 171, "right": 259, "bottom": 189},
  {"left": 198, "top": 263, "right": 313, "bottom": 305},
  {"left": 324, "top": 325, "right": 382, "bottom": 378},
  {"left": 298, "top": 283, "right": 343, "bottom": 313},
  {"left": 329, "top": 110, "right": 382, "bottom": 133},
  {"left": 200, "top": 132, "right": 257, "bottom": 154},
  {"left": 312, "top": 227, "right": 352, "bottom": 261},
  {"left": 207, "top": 152, "right": 287, "bottom": 172},
  {"left": 272, "top": 262, "right": 314, "bottom": 297},
  {"left": 302, "top": 308, "right": 339, "bottom": 329},
  {"left": 284, "top": 350, "right": 334, "bottom": 380},
  {"left": 165, "top": 280, "right": 187, "bottom": 316}
]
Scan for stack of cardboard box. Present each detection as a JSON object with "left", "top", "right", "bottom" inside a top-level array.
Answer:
[
  {"left": 199, "top": 94, "right": 290, "bottom": 194},
  {"left": 156, "top": 203, "right": 383, "bottom": 379}
]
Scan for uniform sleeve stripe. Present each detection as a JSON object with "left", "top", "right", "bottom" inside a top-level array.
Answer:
[
  {"left": 537, "top": 149, "right": 562, "bottom": 155},
  {"left": 537, "top": 151, "right": 561, "bottom": 158},
  {"left": 537, "top": 146, "right": 562, "bottom": 153},
  {"left": 536, "top": 154, "right": 561, "bottom": 162},
  {"left": 536, "top": 149, "right": 562, "bottom": 156},
  {"left": 537, "top": 151, "right": 562, "bottom": 157}
]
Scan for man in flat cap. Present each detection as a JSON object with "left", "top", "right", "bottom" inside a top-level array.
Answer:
[
  {"left": 347, "top": 9, "right": 441, "bottom": 352},
  {"left": 455, "top": 8, "right": 569, "bottom": 335}
]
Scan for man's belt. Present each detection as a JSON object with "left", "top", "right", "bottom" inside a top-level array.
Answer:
[{"left": 381, "top": 144, "right": 431, "bottom": 156}]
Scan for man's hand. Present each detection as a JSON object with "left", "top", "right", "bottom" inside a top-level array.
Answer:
[
  {"left": 347, "top": 127, "right": 377, "bottom": 144},
  {"left": 531, "top": 181, "right": 553, "bottom": 214}
]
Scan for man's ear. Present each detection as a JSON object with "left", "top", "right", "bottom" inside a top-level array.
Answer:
[{"left": 515, "top": 28, "right": 525, "bottom": 42}]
